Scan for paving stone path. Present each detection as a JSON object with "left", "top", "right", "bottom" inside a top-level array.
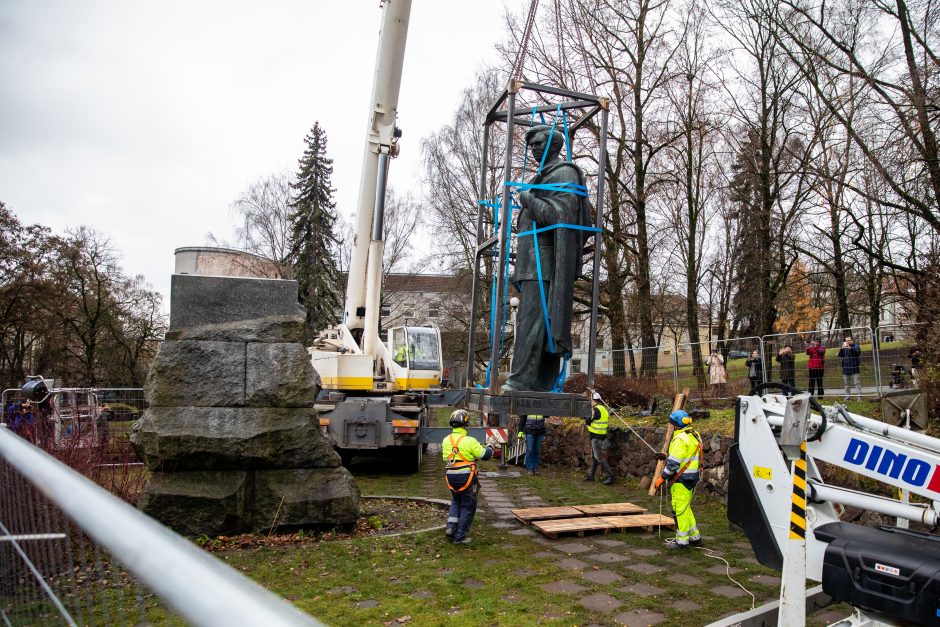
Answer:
[{"left": 469, "top": 463, "right": 783, "bottom": 625}]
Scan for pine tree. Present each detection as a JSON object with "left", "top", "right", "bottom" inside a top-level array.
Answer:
[{"left": 288, "top": 122, "right": 342, "bottom": 342}]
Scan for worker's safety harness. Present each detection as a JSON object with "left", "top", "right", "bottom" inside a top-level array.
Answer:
[{"left": 444, "top": 434, "right": 477, "bottom": 494}]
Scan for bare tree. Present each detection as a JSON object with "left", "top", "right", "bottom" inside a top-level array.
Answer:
[
  {"left": 228, "top": 172, "right": 293, "bottom": 278},
  {"left": 713, "top": 0, "right": 815, "bottom": 338},
  {"left": 421, "top": 69, "right": 504, "bottom": 273},
  {"left": 768, "top": 0, "right": 940, "bottom": 275},
  {"left": 421, "top": 69, "right": 505, "bottom": 373},
  {"left": 660, "top": 0, "right": 722, "bottom": 383}
]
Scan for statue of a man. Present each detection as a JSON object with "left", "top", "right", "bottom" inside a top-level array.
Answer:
[{"left": 502, "top": 125, "right": 593, "bottom": 393}]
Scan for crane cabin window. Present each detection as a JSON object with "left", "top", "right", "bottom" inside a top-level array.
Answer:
[
  {"left": 392, "top": 328, "right": 408, "bottom": 367},
  {"left": 406, "top": 327, "right": 440, "bottom": 371}
]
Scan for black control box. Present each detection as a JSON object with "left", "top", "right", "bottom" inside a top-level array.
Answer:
[{"left": 816, "top": 522, "right": 940, "bottom": 626}]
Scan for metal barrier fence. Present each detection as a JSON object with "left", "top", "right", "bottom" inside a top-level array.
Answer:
[
  {"left": 675, "top": 337, "right": 764, "bottom": 401},
  {"left": 587, "top": 325, "right": 926, "bottom": 398},
  {"left": 1, "top": 388, "right": 145, "bottom": 461},
  {"left": 599, "top": 345, "right": 678, "bottom": 397},
  {"left": 762, "top": 327, "right": 878, "bottom": 398},
  {"left": 875, "top": 323, "right": 925, "bottom": 393},
  {"left": 0, "top": 425, "right": 321, "bottom": 626}
]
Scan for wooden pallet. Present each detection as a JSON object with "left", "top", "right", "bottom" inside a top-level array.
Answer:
[
  {"left": 599, "top": 514, "right": 676, "bottom": 532},
  {"left": 511, "top": 502, "right": 646, "bottom": 523},
  {"left": 531, "top": 517, "right": 617, "bottom": 539},
  {"left": 574, "top": 503, "right": 646, "bottom": 516},
  {"left": 511, "top": 506, "right": 583, "bottom": 523}
]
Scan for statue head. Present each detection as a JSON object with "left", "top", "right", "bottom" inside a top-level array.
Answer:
[{"left": 525, "top": 125, "right": 566, "bottom": 163}]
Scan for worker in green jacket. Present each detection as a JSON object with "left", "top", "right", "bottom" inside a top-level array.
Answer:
[
  {"left": 442, "top": 410, "right": 493, "bottom": 545},
  {"left": 584, "top": 392, "right": 614, "bottom": 485},
  {"left": 653, "top": 409, "right": 703, "bottom": 549}
]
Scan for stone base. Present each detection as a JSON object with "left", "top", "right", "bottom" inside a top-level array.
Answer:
[
  {"left": 131, "top": 407, "right": 341, "bottom": 471},
  {"left": 251, "top": 468, "right": 361, "bottom": 529},
  {"left": 138, "top": 470, "right": 249, "bottom": 537},
  {"left": 139, "top": 467, "right": 360, "bottom": 536}
]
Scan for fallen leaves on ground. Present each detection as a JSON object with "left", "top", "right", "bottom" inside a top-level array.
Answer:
[{"left": 197, "top": 498, "right": 443, "bottom": 552}]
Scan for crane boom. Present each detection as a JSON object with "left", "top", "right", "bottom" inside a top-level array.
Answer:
[{"left": 344, "top": 0, "right": 412, "bottom": 357}]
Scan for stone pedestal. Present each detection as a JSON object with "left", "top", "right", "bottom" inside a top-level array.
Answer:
[{"left": 132, "top": 274, "right": 359, "bottom": 536}]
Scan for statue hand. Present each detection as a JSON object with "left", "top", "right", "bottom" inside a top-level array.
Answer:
[{"left": 520, "top": 190, "right": 534, "bottom": 207}]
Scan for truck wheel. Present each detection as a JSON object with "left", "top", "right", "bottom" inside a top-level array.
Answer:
[{"left": 398, "top": 444, "right": 422, "bottom": 473}]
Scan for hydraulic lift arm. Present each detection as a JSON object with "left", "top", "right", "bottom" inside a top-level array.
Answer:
[{"left": 730, "top": 394, "right": 940, "bottom": 626}]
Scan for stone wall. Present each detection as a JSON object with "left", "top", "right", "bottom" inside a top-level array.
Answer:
[{"left": 539, "top": 418, "right": 733, "bottom": 494}]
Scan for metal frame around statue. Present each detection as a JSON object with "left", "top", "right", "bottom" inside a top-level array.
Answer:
[{"left": 464, "top": 80, "right": 609, "bottom": 424}]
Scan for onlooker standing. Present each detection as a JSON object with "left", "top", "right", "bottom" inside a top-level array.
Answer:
[
  {"left": 838, "top": 336, "right": 862, "bottom": 400},
  {"left": 705, "top": 349, "right": 727, "bottom": 397},
  {"left": 776, "top": 345, "right": 796, "bottom": 392},
  {"left": 910, "top": 346, "right": 923, "bottom": 385},
  {"left": 517, "top": 414, "right": 546, "bottom": 475},
  {"left": 745, "top": 350, "right": 764, "bottom": 391},
  {"left": 806, "top": 339, "right": 827, "bottom": 397},
  {"left": 584, "top": 393, "right": 614, "bottom": 485}
]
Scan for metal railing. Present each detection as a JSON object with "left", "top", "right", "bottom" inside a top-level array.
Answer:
[
  {"left": 0, "top": 425, "right": 322, "bottom": 626},
  {"left": 585, "top": 325, "right": 925, "bottom": 398}
]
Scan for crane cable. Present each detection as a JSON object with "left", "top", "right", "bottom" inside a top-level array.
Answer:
[{"left": 510, "top": 0, "right": 542, "bottom": 81}]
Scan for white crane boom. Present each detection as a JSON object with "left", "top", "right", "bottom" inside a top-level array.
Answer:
[{"left": 343, "top": 0, "right": 412, "bottom": 358}]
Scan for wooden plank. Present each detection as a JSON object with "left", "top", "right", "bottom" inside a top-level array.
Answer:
[
  {"left": 574, "top": 503, "right": 646, "bottom": 516},
  {"left": 599, "top": 514, "right": 676, "bottom": 530},
  {"left": 648, "top": 389, "right": 690, "bottom": 495},
  {"left": 511, "top": 506, "right": 583, "bottom": 523},
  {"left": 531, "top": 516, "right": 616, "bottom": 539}
]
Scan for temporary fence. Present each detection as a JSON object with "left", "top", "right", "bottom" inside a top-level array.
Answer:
[
  {"left": 600, "top": 345, "right": 678, "bottom": 397},
  {"left": 0, "top": 425, "right": 322, "bottom": 626},
  {"left": 675, "top": 337, "right": 764, "bottom": 401},
  {"left": 586, "top": 325, "right": 921, "bottom": 399},
  {"left": 761, "top": 327, "right": 877, "bottom": 398},
  {"left": 874, "top": 323, "right": 925, "bottom": 393},
  {"left": 1, "top": 388, "right": 145, "bottom": 462}
]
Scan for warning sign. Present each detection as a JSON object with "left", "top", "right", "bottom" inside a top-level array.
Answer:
[
  {"left": 486, "top": 428, "right": 509, "bottom": 444},
  {"left": 753, "top": 466, "right": 772, "bottom": 480}
]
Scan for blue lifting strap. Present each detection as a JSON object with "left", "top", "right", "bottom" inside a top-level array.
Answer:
[
  {"left": 553, "top": 353, "right": 570, "bottom": 393},
  {"left": 531, "top": 218, "right": 556, "bottom": 355}
]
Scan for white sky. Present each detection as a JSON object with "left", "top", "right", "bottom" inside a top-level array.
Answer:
[{"left": 0, "top": 1, "right": 513, "bottom": 300}]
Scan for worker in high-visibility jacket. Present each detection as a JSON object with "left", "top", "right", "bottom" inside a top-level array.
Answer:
[
  {"left": 394, "top": 344, "right": 408, "bottom": 366},
  {"left": 442, "top": 410, "right": 493, "bottom": 545},
  {"left": 653, "top": 409, "right": 703, "bottom": 549},
  {"left": 584, "top": 393, "right": 614, "bottom": 485}
]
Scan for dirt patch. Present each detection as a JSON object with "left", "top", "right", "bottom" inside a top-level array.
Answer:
[{"left": 196, "top": 497, "right": 445, "bottom": 551}]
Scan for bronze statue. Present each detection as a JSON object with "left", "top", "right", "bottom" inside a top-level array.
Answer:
[{"left": 502, "top": 125, "right": 592, "bottom": 392}]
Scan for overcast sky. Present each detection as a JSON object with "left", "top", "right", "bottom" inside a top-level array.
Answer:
[{"left": 0, "top": 1, "right": 514, "bottom": 300}]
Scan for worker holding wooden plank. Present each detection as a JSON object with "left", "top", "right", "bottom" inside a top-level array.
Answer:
[{"left": 653, "top": 409, "right": 703, "bottom": 550}]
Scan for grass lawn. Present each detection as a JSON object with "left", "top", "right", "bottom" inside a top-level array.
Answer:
[
  {"left": 98, "top": 400, "right": 885, "bottom": 624},
  {"left": 204, "top": 453, "right": 852, "bottom": 626}
]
